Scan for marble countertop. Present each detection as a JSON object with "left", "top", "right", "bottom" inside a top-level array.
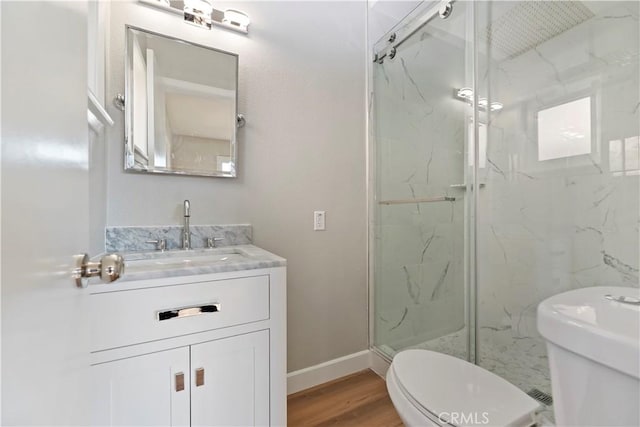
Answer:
[{"left": 116, "top": 244, "right": 286, "bottom": 283}]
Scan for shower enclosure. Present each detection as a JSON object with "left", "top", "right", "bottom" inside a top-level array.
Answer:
[{"left": 370, "top": 0, "right": 639, "bottom": 413}]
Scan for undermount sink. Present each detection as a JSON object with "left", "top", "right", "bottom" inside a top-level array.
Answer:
[
  {"left": 111, "top": 244, "right": 286, "bottom": 283},
  {"left": 125, "top": 248, "right": 250, "bottom": 270}
]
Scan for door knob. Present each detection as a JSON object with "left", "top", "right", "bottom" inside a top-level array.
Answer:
[{"left": 73, "top": 253, "right": 125, "bottom": 288}]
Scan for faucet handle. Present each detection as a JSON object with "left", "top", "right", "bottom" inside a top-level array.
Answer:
[
  {"left": 146, "top": 239, "right": 167, "bottom": 251},
  {"left": 206, "top": 237, "right": 224, "bottom": 248}
]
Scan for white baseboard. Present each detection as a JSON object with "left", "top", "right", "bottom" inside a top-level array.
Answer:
[
  {"left": 369, "top": 347, "right": 391, "bottom": 378},
  {"left": 287, "top": 349, "right": 371, "bottom": 395}
]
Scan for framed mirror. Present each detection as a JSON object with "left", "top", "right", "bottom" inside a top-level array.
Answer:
[{"left": 124, "top": 26, "right": 238, "bottom": 177}]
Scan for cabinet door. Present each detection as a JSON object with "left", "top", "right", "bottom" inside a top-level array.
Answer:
[
  {"left": 92, "top": 347, "right": 190, "bottom": 426},
  {"left": 191, "top": 330, "right": 270, "bottom": 426}
]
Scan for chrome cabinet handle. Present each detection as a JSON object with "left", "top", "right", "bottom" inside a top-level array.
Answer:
[
  {"left": 605, "top": 294, "right": 640, "bottom": 306},
  {"left": 157, "top": 303, "right": 221, "bottom": 321},
  {"left": 73, "top": 253, "right": 125, "bottom": 288}
]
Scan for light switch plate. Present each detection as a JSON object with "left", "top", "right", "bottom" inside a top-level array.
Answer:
[{"left": 314, "top": 211, "right": 326, "bottom": 231}]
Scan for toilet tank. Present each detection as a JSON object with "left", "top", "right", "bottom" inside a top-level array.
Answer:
[{"left": 538, "top": 286, "right": 640, "bottom": 426}]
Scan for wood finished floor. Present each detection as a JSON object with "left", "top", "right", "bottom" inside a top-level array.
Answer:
[{"left": 287, "top": 369, "right": 404, "bottom": 427}]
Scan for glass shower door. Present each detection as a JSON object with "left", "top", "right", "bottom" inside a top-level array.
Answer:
[
  {"left": 371, "top": 1, "right": 475, "bottom": 361},
  {"left": 474, "top": 0, "right": 640, "bottom": 417}
]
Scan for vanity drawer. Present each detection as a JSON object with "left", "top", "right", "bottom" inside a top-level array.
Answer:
[{"left": 90, "top": 275, "right": 270, "bottom": 352}]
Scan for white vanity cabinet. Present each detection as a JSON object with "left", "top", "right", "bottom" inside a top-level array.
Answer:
[
  {"left": 190, "top": 331, "right": 270, "bottom": 426},
  {"left": 92, "top": 347, "right": 190, "bottom": 426},
  {"left": 89, "top": 266, "right": 286, "bottom": 427}
]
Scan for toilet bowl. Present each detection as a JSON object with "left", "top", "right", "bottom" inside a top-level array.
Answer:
[
  {"left": 386, "top": 350, "right": 540, "bottom": 427},
  {"left": 538, "top": 286, "right": 640, "bottom": 426}
]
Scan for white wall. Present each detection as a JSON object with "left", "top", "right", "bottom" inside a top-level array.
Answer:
[{"left": 106, "top": 1, "right": 367, "bottom": 372}]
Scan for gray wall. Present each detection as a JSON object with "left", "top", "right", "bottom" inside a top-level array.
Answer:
[{"left": 106, "top": 1, "right": 368, "bottom": 372}]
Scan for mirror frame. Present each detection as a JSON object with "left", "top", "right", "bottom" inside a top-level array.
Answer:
[{"left": 124, "top": 25, "right": 239, "bottom": 178}]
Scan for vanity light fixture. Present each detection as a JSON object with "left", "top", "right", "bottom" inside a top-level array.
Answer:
[
  {"left": 222, "top": 9, "right": 251, "bottom": 32},
  {"left": 183, "top": 0, "right": 214, "bottom": 29},
  {"left": 457, "top": 87, "right": 474, "bottom": 99},
  {"left": 139, "top": 0, "right": 250, "bottom": 34}
]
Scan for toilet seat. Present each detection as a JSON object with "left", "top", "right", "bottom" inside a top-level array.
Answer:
[{"left": 390, "top": 350, "right": 540, "bottom": 427}]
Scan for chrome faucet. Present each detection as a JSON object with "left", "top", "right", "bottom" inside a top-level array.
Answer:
[{"left": 182, "top": 200, "right": 191, "bottom": 250}]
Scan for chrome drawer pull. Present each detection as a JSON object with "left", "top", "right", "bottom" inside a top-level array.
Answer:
[{"left": 157, "top": 303, "right": 221, "bottom": 321}]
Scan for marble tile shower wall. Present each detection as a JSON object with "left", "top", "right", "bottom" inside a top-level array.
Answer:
[
  {"left": 475, "top": 2, "right": 639, "bottom": 394},
  {"left": 374, "top": 31, "right": 467, "bottom": 350}
]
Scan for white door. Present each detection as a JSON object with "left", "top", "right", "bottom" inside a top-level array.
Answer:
[
  {"left": 1, "top": 1, "right": 93, "bottom": 424},
  {"left": 92, "top": 348, "right": 191, "bottom": 426},
  {"left": 191, "top": 331, "right": 270, "bottom": 427}
]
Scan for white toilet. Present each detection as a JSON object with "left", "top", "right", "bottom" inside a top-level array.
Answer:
[
  {"left": 386, "top": 350, "right": 540, "bottom": 427},
  {"left": 538, "top": 286, "right": 640, "bottom": 426}
]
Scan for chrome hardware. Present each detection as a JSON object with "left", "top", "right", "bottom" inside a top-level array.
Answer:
[
  {"left": 236, "top": 114, "right": 246, "bottom": 128},
  {"left": 450, "top": 183, "right": 486, "bottom": 189},
  {"left": 388, "top": 47, "right": 397, "bottom": 59},
  {"left": 73, "top": 253, "right": 125, "bottom": 288},
  {"left": 373, "top": 51, "right": 387, "bottom": 64},
  {"left": 183, "top": 200, "right": 191, "bottom": 250},
  {"left": 439, "top": 0, "right": 453, "bottom": 19},
  {"left": 113, "top": 94, "right": 125, "bottom": 111},
  {"left": 207, "top": 237, "right": 224, "bottom": 248},
  {"left": 146, "top": 239, "right": 167, "bottom": 251},
  {"left": 195, "top": 368, "right": 205, "bottom": 387},
  {"left": 175, "top": 372, "right": 185, "bottom": 392},
  {"left": 605, "top": 294, "right": 640, "bottom": 306},
  {"left": 373, "top": 0, "right": 455, "bottom": 62},
  {"left": 157, "top": 303, "right": 221, "bottom": 321},
  {"left": 388, "top": 33, "right": 396, "bottom": 43},
  {"left": 379, "top": 196, "right": 456, "bottom": 205}
]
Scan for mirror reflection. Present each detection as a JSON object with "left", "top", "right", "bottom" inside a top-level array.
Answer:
[{"left": 125, "top": 26, "right": 238, "bottom": 177}]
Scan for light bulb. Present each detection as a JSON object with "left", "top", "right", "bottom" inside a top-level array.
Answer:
[
  {"left": 223, "top": 9, "right": 250, "bottom": 31},
  {"left": 183, "top": 0, "right": 213, "bottom": 29},
  {"left": 490, "top": 102, "right": 503, "bottom": 111},
  {"left": 457, "top": 87, "right": 473, "bottom": 99}
]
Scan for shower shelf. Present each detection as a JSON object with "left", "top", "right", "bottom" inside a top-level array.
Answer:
[
  {"left": 379, "top": 196, "right": 456, "bottom": 205},
  {"left": 450, "top": 183, "right": 486, "bottom": 189}
]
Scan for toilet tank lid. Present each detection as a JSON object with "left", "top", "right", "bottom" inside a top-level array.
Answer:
[
  {"left": 392, "top": 350, "right": 539, "bottom": 427},
  {"left": 537, "top": 286, "right": 640, "bottom": 379}
]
